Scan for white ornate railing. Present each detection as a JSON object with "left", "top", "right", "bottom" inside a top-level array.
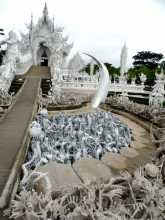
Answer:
[
  {"left": 109, "top": 82, "right": 149, "bottom": 94},
  {"left": 60, "top": 80, "right": 150, "bottom": 94},
  {"left": 50, "top": 68, "right": 165, "bottom": 102},
  {"left": 61, "top": 81, "right": 98, "bottom": 90},
  {"left": 51, "top": 68, "right": 98, "bottom": 90}
]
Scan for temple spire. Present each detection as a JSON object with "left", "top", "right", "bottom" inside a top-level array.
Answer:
[
  {"left": 30, "top": 13, "right": 33, "bottom": 30},
  {"left": 52, "top": 16, "right": 55, "bottom": 32},
  {"left": 120, "top": 42, "right": 128, "bottom": 76},
  {"left": 43, "top": 2, "right": 48, "bottom": 17},
  {"left": 29, "top": 13, "right": 33, "bottom": 41}
]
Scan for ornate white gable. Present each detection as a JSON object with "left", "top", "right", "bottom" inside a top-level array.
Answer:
[
  {"left": 29, "top": 3, "right": 73, "bottom": 68},
  {"left": 0, "top": 3, "right": 73, "bottom": 83}
]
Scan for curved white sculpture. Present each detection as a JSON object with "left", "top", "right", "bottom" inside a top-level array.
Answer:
[{"left": 84, "top": 53, "right": 110, "bottom": 109}]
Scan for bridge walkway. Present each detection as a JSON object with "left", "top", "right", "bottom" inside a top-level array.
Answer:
[{"left": 0, "top": 66, "right": 50, "bottom": 215}]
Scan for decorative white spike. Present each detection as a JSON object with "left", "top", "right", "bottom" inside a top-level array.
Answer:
[
  {"left": 43, "top": 2, "right": 48, "bottom": 17},
  {"left": 83, "top": 53, "right": 110, "bottom": 109}
]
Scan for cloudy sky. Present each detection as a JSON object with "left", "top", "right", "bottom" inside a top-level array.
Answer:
[{"left": 0, "top": 0, "right": 165, "bottom": 66}]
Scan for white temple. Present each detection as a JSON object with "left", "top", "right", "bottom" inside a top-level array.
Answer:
[
  {"left": 0, "top": 3, "right": 100, "bottom": 91},
  {"left": 0, "top": 4, "right": 84, "bottom": 78},
  {"left": 0, "top": 3, "right": 164, "bottom": 105},
  {"left": 29, "top": 4, "right": 73, "bottom": 69}
]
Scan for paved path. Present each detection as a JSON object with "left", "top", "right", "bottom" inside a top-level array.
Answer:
[
  {"left": 24, "top": 66, "right": 50, "bottom": 78},
  {"left": 0, "top": 76, "right": 40, "bottom": 207},
  {"left": 112, "top": 113, "right": 155, "bottom": 171}
]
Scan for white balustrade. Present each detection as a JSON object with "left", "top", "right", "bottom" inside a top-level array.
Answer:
[
  {"left": 109, "top": 82, "right": 148, "bottom": 94},
  {"left": 51, "top": 68, "right": 165, "bottom": 104},
  {"left": 53, "top": 68, "right": 98, "bottom": 90}
]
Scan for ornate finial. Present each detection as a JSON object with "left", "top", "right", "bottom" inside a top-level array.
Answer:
[
  {"left": 30, "top": 13, "right": 33, "bottom": 30},
  {"left": 43, "top": 2, "right": 48, "bottom": 17},
  {"left": 29, "top": 13, "right": 33, "bottom": 41},
  {"left": 52, "top": 16, "right": 55, "bottom": 32}
]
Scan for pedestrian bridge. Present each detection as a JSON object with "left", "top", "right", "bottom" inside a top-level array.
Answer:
[{"left": 0, "top": 66, "right": 50, "bottom": 209}]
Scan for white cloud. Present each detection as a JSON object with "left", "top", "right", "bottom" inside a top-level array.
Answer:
[{"left": 0, "top": 0, "right": 165, "bottom": 66}]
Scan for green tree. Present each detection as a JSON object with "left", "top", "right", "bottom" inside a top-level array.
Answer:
[
  {"left": 82, "top": 62, "right": 120, "bottom": 80},
  {"left": 133, "top": 51, "right": 163, "bottom": 69},
  {"left": 130, "top": 51, "right": 164, "bottom": 86},
  {"left": 104, "top": 63, "right": 120, "bottom": 77},
  {"left": 128, "top": 65, "right": 156, "bottom": 85},
  {"left": 105, "top": 64, "right": 120, "bottom": 82},
  {"left": 82, "top": 63, "right": 99, "bottom": 75}
]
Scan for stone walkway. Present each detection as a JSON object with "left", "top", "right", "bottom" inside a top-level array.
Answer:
[
  {"left": 0, "top": 76, "right": 40, "bottom": 209},
  {"left": 111, "top": 114, "right": 155, "bottom": 172},
  {"left": 0, "top": 66, "right": 51, "bottom": 218},
  {"left": 0, "top": 66, "right": 52, "bottom": 218},
  {"left": 24, "top": 66, "right": 50, "bottom": 78}
]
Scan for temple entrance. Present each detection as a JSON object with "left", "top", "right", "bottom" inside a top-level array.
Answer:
[
  {"left": 37, "top": 43, "right": 50, "bottom": 66},
  {"left": 40, "top": 51, "right": 48, "bottom": 66}
]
